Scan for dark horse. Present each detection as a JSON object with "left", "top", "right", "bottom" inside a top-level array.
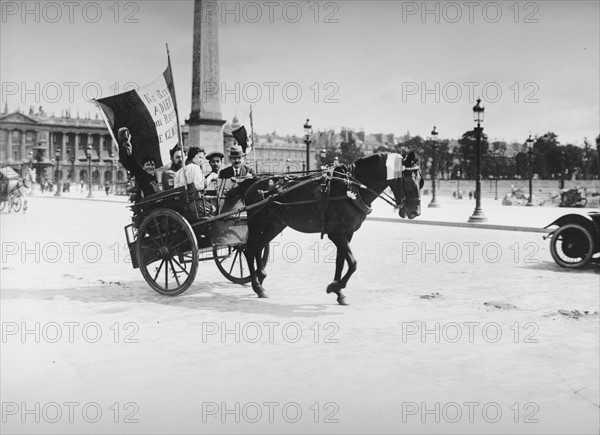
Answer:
[{"left": 242, "top": 152, "right": 424, "bottom": 305}]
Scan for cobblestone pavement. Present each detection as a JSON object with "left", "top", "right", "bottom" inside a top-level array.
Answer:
[{"left": 1, "top": 198, "right": 598, "bottom": 434}]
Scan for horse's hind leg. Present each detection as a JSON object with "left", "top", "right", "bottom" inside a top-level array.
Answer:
[{"left": 255, "top": 220, "right": 285, "bottom": 284}]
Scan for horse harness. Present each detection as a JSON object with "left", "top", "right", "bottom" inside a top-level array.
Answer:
[{"left": 257, "top": 164, "right": 404, "bottom": 238}]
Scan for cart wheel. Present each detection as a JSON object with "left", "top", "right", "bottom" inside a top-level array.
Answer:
[
  {"left": 550, "top": 224, "right": 595, "bottom": 268},
  {"left": 213, "top": 243, "right": 270, "bottom": 284},
  {"left": 11, "top": 195, "right": 22, "bottom": 212},
  {"left": 0, "top": 200, "right": 6, "bottom": 212},
  {"left": 137, "top": 209, "right": 199, "bottom": 296}
]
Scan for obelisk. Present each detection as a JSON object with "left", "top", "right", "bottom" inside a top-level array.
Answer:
[{"left": 187, "top": 0, "right": 226, "bottom": 154}]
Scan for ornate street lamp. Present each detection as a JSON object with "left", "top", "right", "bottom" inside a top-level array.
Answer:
[
  {"left": 54, "top": 149, "right": 62, "bottom": 197},
  {"left": 86, "top": 144, "right": 93, "bottom": 199},
  {"left": 468, "top": 98, "right": 487, "bottom": 222},
  {"left": 428, "top": 126, "right": 440, "bottom": 208},
  {"left": 526, "top": 135, "right": 534, "bottom": 206},
  {"left": 110, "top": 152, "right": 116, "bottom": 195},
  {"left": 303, "top": 118, "right": 312, "bottom": 174},
  {"left": 559, "top": 150, "right": 566, "bottom": 189}
]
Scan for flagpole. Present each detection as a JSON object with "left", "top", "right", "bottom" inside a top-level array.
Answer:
[
  {"left": 250, "top": 104, "right": 257, "bottom": 173},
  {"left": 166, "top": 43, "right": 190, "bottom": 190},
  {"left": 93, "top": 100, "right": 119, "bottom": 154}
]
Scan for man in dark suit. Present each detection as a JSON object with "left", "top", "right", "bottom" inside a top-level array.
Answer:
[
  {"left": 218, "top": 145, "right": 256, "bottom": 179},
  {"left": 219, "top": 126, "right": 256, "bottom": 179}
]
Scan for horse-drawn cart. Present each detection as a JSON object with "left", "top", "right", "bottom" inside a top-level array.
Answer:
[
  {"left": 0, "top": 167, "right": 28, "bottom": 213},
  {"left": 124, "top": 180, "right": 269, "bottom": 296}
]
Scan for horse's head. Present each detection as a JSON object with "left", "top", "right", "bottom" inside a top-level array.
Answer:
[{"left": 388, "top": 151, "right": 424, "bottom": 219}]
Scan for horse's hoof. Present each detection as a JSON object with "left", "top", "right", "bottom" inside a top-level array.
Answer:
[
  {"left": 337, "top": 296, "right": 349, "bottom": 306},
  {"left": 257, "top": 291, "right": 269, "bottom": 299},
  {"left": 257, "top": 271, "right": 267, "bottom": 284},
  {"left": 326, "top": 282, "right": 339, "bottom": 294}
]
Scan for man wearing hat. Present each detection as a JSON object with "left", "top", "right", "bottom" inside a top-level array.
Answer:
[{"left": 219, "top": 126, "right": 256, "bottom": 180}]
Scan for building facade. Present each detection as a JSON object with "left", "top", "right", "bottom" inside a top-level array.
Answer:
[{"left": 0, "top": 106, "right": 124, "bottom": 187}]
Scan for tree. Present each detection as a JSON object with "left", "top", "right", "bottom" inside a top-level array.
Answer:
[
  {"left": 457, "top": 130, "right": 489, "bottom": 180},
  {"left": 338, "top": 136, "right": 364, "bottom": 165}
]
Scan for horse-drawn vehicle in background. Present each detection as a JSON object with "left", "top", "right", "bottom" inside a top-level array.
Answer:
[
  {"left": 545, "top": 211, "right": 600, "bottom": 268},
  {"left": 124, "top": 152, "right": 424, "bottom": 304},
  {"left": 0, "top": 167, "right": 33, "bottom": 213}
]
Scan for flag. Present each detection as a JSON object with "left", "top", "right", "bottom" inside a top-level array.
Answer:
[
  {"left": 232, "top": 126, "right": 249, "bottom": 154},
  {"left": 95, "top": 64, "right": 180, "bottom": 168},
  {"left": 386, "top": 153, "right": 404, "bottom": 180}
]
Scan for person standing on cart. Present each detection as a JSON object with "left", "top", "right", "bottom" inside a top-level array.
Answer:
[{"left": 117, "top": 127, "right": 163, "bottom": 200}]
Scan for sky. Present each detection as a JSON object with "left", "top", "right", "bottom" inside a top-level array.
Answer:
[{"left": 1, "top": 0, "right": 599, "bottom": 145}]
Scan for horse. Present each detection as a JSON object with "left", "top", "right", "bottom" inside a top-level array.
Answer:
[{"left": 241, "top": 152, "right": 424, "bottom": 305}]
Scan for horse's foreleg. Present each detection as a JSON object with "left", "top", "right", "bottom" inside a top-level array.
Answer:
[{"left": 326, "top": 234, "right": 355, "bottom": 305}]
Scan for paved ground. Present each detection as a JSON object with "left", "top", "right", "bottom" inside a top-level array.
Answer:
[{"left": 1, "top": 197, "right": 598, "bottom": 434}]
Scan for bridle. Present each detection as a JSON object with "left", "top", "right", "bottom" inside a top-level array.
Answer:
[{"left": 391, "top": 165, "right": 422, "bottom": 210}]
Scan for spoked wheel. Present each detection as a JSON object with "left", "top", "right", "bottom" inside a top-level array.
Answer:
[
  {"left": 0, "top": 199, "right": 6, "bottom": 212},
  {"left": 137, "top": 209, "right": 199, "bottom": 296},
  {"left": 213, "top": 243, "right": 270, "bottom": 284},
  {"left": 10, "top": 195, "right": 22, "bottom": 212},
  {"left": 550, "top": 224, "right": 595, "bottom": 268}
]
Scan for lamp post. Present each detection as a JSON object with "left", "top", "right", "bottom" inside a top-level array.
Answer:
[
  {"left": 428, "top": 126, "right": 440, "bottom": 208},
  {"left": 110, "top": 153, "right": 116, "bottom": 195},
  {"left": 86, "top": 144, "right": 93, "bottom": 199},
  {"left": 526, "top": 135, "right": 534, "bottom": 206},
  {"left": 54, "top": 149, "right": 62, "bottom": 197},
  {"left": 468, "top": 98, "right": 487, "bottom": 222},
  {"left": 303, "top": 118, "right": 312, "bottom": 175}
]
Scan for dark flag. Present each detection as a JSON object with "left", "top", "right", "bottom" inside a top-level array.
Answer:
[
  {"left": 232, "top": 125, "right": 249, "bottom": 154},
  {"left": 94, "top": 64, "right": 180, "bottom": 168}
]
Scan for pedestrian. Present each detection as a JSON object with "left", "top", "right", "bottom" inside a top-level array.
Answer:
[{"left": 104, "top": 180, "right": 110, "bottom": 196}]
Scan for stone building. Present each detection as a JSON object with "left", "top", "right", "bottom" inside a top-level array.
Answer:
[{"left": 0, "top": 106, "right": 124, "bottom": 188}]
